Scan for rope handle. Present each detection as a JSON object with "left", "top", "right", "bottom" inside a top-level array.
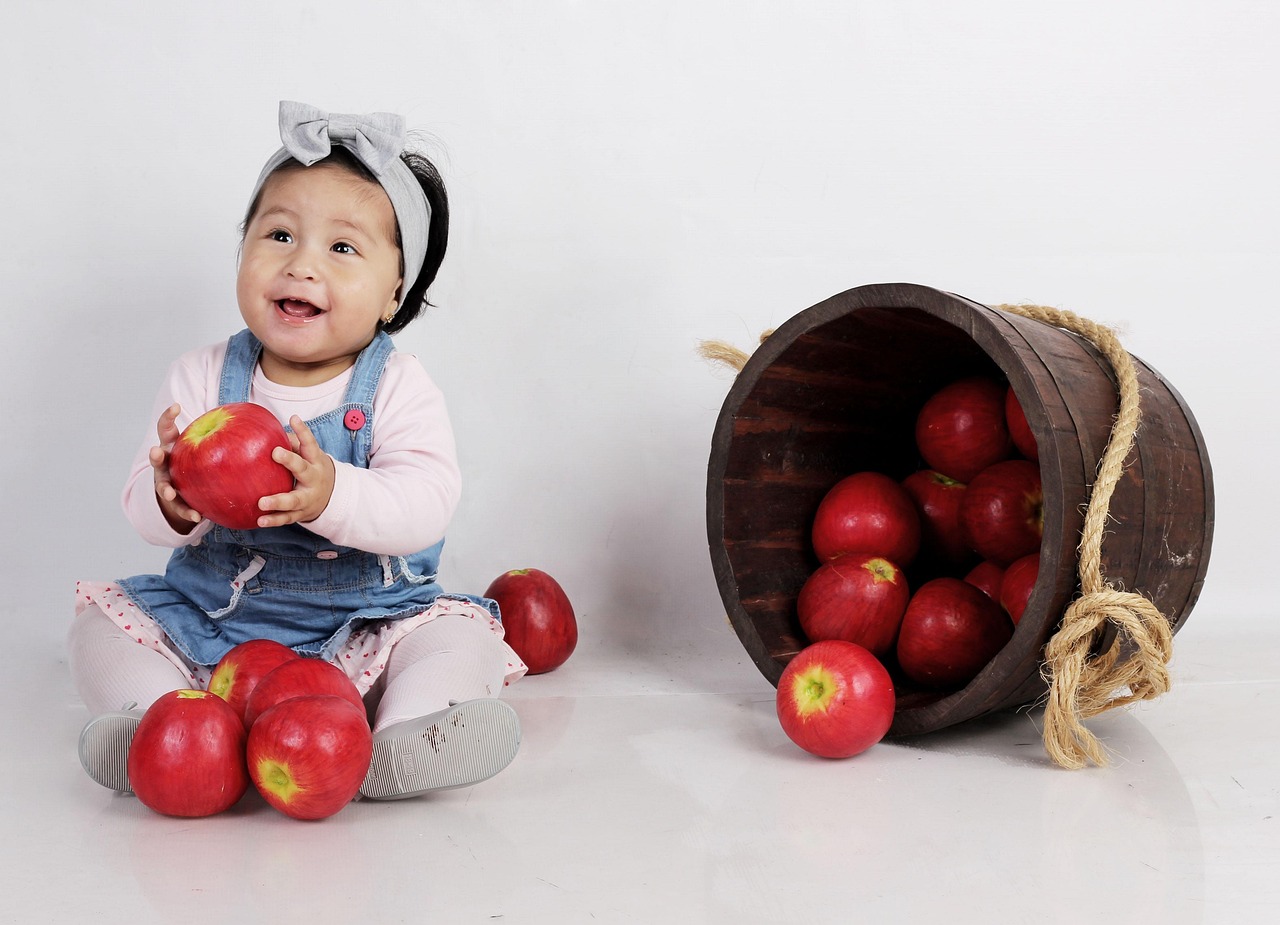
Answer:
[
  {"left": 700, "top": 304, "right": 1174, "bottom": 769},
  {"left": 994, "top": 304, "right": 1171, "bottom": 769}
]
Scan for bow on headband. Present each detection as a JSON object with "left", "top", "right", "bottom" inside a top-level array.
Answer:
[
  {"left": 247, "top": 101, "right": 433, "bottom": 308},
  {"left": 278, "top": 101, "right": 406, "bottom": 175}
]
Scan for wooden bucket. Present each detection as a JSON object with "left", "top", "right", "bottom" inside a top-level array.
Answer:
[{"left": 706, "top": 283, "right": 1214, "bottom": 736}]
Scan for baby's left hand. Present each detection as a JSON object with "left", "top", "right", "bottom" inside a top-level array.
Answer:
[{"left": 256, "top": 416, "right": 336, "bottom": 527}]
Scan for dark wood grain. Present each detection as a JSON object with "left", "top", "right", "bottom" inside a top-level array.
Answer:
[{"left": 706, "top": 283, "right": 1214, "bottom": 737}]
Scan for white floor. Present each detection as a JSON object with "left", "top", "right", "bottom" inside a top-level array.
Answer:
[{"left": 6, "top": 612, "right": 1276, "bottom": 924}]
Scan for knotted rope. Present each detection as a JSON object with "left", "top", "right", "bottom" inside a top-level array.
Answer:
[
  {"left": 994, "top": 304, "right": 1172, "bottom": 769},
  {"left": 699, "top": 303, "right": 1174, "bottom": 769}
]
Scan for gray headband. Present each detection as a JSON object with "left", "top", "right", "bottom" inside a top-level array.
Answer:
[{"left": 249, "top": 101, "right": 431, "bottom": 303}]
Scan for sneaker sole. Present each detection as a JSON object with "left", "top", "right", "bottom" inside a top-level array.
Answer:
[
  {"left": 360, "top": 699, "right": 521, "bottom": 801},
  {"left": 78, "top": 712, "right": 141, "bottom": 793}
]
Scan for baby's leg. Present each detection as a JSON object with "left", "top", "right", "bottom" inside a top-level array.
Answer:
[
  {"left": 67, "top": 608, "right": 190, "bottom": 792},
  {"left": 361, "top": 613, "right": 521, "bottom": 800},
  {"left": 371, "top": 613, "right": 510, "bottom": 731},
  {"left": 68, "top": 608, "right": 190, "bottom": 715}
]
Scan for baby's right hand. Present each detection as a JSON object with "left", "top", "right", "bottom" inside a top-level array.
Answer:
[{"left": 151, "top": 403, "right": 202, "bottom": 533}]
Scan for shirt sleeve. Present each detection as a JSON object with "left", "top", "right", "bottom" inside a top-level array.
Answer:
[
  {"left": 120, "top": 344, "right": 222, "bottom": 548},
  {"left": 303, "top": 353, "right": 462, "bottom": 557}
]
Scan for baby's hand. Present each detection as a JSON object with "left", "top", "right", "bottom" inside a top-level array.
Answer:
[
  {"left": 151, "top": 403, "right": 203, "bottom": 533},
  {"left": 255, "top": 416, "right": 336, "bottom": 528}
]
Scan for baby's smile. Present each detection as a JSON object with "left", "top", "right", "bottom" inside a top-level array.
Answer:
[{"left": 277, "top": 298, "right": 324, "bottom": 319}]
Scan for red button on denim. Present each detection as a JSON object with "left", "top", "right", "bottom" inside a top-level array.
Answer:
[{"left": 344, "top": 409, "right": 366, "bottom": 430}]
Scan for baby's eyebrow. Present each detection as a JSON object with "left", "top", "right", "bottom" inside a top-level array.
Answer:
[
  {"left": 333, "top": 218, "right": 371, "bottom": 235},
  {"left": 258, "top": 205, "right": 298, "bottom": 222}
]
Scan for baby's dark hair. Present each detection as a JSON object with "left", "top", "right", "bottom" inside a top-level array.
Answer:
[
  {"left": 390, "top": 150, "right": 449, "bottom": 333},
  {"left": 241, "top": 147, "right": 449, "bottom": 333}
]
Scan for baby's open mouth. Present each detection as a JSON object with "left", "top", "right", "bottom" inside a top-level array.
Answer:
[{"left": 277, "top": 298, "right": 323, "bottom": 319}]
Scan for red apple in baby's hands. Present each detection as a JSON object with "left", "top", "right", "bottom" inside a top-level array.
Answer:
[
  {"left": 999, "top": 553, "right": 1041, "bottom": 625},
  {"left": 959, "top": 459, "right": 1044, "bottom": 565},
  {"left": 247, "top": 694, "right": 373, "bottom": 820},
  {"left": 796, "top": 554, "right": 910, "bottom": 658},
  {"left": 776, "top": 640, "right": 895, "bottom": 759},
  {"left": 896, "top": 578, "right": 1014, "bottom": 689},
  {"left": 484, "top": 568, "right": 578, "bottom": 674},
  {"left": 208, "top": 639, "right": 300, "bottom": 725},
  {"left": 914, "top": 376, "right": 1013, "bottom": 483},
  {"left": 243, "top": 657, "right": 367, "bottom": 729},
  {"left": 168, "top": 402, "right": 295, "bottom": 530},
  {"left": 964, "top": 560, "right": 1007, "bottom": 602},
  {"left": 901, "top": 469, "right": 970, "bottom": 566},
  {"left": 1005, "top": 387, "right": 1039, "bottom": 460},
  {"left": 811, "top": 472, "right": 921, "bottom": 566},
  {"left": 127, "top": 689, "right": 249, "bottom": 817}
]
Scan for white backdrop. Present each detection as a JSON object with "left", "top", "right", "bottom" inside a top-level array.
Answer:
[{"left": 3, "top": 1, "right": 1275, "bottom": 667}]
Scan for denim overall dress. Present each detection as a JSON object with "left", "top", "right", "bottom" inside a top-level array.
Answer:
[{"left": 116, "top": 329, "right": 482, "bottom": 668}]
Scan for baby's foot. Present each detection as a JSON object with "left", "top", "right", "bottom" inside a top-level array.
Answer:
[
  {"left": 360, "top": 699, "right": 521, "bottom": 801},
  {"left": 78, "top": 704, "right": 142, "bottom": 793}
]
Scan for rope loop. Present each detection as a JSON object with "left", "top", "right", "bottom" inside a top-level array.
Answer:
[
  {"left": 997, "top": 303, "right": 1173, "bottom": 769},
  {"left": 1039, "top": 587, "right": 1173, "bottom": 769}
]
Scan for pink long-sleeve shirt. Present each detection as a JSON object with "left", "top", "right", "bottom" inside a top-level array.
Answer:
[{"left": 122, "top": 339, "right": 462, "bottom": 557}]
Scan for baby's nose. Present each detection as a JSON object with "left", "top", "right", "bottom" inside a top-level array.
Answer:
[{"left": 285, "top": 252, "right": 319, "bottom": 280}]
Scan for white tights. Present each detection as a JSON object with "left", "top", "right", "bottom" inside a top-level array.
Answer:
[
  {"left": 67, "top": 609, "right": 509, "bottom": 733},
  {"left": 370, "top": 612, "right": 509, "bottom": 733},
  {"left": 67, "top": 609, "right": 188, "bottom": 715}
]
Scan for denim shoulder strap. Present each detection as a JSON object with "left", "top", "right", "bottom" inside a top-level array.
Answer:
[
  {"left": 342, "top": 331, "right": 396, "bottom": 408},
  {"left": 217, "top": 329, "right": 262, "bottom": 405}
]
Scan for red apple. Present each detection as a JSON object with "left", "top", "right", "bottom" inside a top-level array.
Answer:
[
  {"left": 1005, "top": 386, "right": 1039, "bottom": 460},
  {"left": 776, "top": 640, "right": 895, "bottom": 758},
  {"left": 208, "top": 639, "right": 300, "bottom": 725},
  {"left": 901, "top": 469, "right": 970, "bottom": 566},
  {"left": 914, "top": 376, "right": 1013, "bottom": 483},
  {"left": 484, "top": 568, "right": 578, "bottom": 674},
  {"left": 127, "top": 689, "right": 249, "bottom": 817},
  {"left": 169, "top": 402, "right": 295, "bottom": 530},
  {"left": 811, "top": 472, "right": 921, "bottom": 566},
  {"left": 959, "top": 459, "right": 1044, "bottom": 565},
  {"left": 796, "top": 553, "right": 910, "bottom": 658},
  {"left": 999, "top": 553, "right": 1040, "bottom": 625},
  {"left": 964, "top": 560, "right": 1007, "bottom": 601},
  {"left": 247, "top": 694, "right": 373, "bottom": 820},
  {"left": 243, "top": 657, "right": 367, "bottom": 729},
  {"left": 896, "top": 578, "right": 1014, "bottom": 689}
]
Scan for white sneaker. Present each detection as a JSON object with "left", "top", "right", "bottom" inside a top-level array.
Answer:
[
  {"left": 360, "top": 699, "right": 521, "bottom": 800},
  {"left": 78, "top": 704, "right": 142, "bottom": 793}
]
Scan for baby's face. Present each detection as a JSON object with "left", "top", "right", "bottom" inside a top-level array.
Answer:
[{"left": 237, "top": 161, "right": 403, "bottom": 387}]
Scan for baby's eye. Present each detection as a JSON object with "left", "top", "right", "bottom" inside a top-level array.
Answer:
[
  {"left": 332, "top": 242, "right": 358, "bottom": 255},
  {"left": 268, "top": 229, "right": 293, "bottom": 243}
]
